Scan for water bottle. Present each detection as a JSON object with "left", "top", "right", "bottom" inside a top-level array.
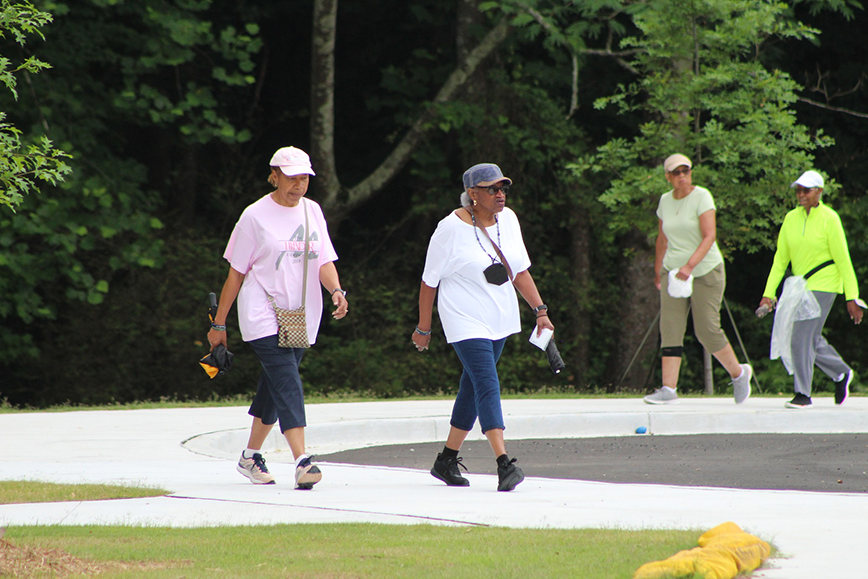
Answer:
[{"left": 755, "top": 304, "right": 772, "bottom": 318}]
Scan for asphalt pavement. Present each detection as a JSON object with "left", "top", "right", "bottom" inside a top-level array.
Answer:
[{"left": 321, "top": 433, "right": 868, "bottom": 493}]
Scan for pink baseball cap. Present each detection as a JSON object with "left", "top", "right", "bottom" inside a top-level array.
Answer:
[{"left": 269, "top": 147, "right": 315, "bottom": 176}]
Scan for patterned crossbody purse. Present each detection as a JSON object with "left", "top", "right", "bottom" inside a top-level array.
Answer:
[{"left": 267, "top": 199, "right": 311, "bottom": 349}]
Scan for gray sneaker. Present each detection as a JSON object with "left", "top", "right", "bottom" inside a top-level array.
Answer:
[
  {"left": 643, "top": 388, "right": 679, "bottom": 404},
  {"left": 732, "top": 364, "right": 752, "bottom": 404}
]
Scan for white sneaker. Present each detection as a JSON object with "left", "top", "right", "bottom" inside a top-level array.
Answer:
[
  {"left": 236, "top": 452, "right": 276, "bottom": 484},
  {"left": 295, "top": 455, "right": 322, "bottom": 490},
  {"left": 732, "top": 364, "right": 752, "bottom": 404},
  {"left": 643, "top": 388, "right": 679, "bottom": 404}
]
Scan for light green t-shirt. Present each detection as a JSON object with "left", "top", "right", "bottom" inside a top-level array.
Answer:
[{"left": 656, "top": 186, "right": 723, "bottom": 278}]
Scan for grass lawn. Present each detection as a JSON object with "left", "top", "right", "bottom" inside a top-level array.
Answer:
[
  {"left": 1, "top": 524, "right": 702, "bottom": 579},
  {"left": 0, "top": 481, "right": 167, "bottom": 504},
  {"left": 0, "top": 481, "right": 771, "bottom": 578}
]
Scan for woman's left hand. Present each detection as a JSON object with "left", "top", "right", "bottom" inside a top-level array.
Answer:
[
  {"left": 676, "top": 264, "right": 694, "bottom": 281},
  {"left": 535, "top": 314, "right": 554, "bottom": 336},
  {"left": 331, "top": 292, "right": 348, "bottom": 319},
  {"left": 846, "top": 300, "right": 863, "bottom": 325}
]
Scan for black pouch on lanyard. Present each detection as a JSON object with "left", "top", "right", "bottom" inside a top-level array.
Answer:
[{"left": 483, "top": 262, "right": 509, "bottom": 286}]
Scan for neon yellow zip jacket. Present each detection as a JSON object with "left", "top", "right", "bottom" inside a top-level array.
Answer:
[{"left": 763, "top": 201, "right": 859, "bottom": 301}]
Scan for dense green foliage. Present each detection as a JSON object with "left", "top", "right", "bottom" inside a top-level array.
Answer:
[
  {"left": 0, "top": 0, "right": 70, "bottom": 208},
  {"left": 588, "top": 0, "right": 831, "bottom": 252},
  {"left": 1, "top": 0, "right": 866, "bottom": 407}
]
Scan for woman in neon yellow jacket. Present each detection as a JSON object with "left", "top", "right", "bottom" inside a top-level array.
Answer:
[{"left": 759, "top": 170, "right": 863, "bottom": 409}]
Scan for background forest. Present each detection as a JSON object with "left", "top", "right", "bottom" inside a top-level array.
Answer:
[{"left": 1, "top": 0, "right": 866, "bottom": 408}]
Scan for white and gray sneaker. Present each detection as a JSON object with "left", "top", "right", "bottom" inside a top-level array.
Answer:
[
  {"left": 732, "top": 363, "right": 753, "bottom": 404},
  {"left": 237, "top": 452, "right": 276, "bottom": 485},
  {"left": 643, "top": 387, "right": 679, "bottom": 405}
]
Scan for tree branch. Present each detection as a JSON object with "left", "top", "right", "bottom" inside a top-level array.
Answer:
[
  {"left": 521, "top": 3, "right": 639, "bottom": 103},
  {"left": 338, "top": 18, "right": 511, "bottom": 214},
  {"left": 309, "top": 0, "right": 341, "bottom": 207},
  {"left": 579, "top": 48, "right": 640, "bottom": 75},
  {"left": 797, "top": 96, "right": 868, "bottom": 119}
]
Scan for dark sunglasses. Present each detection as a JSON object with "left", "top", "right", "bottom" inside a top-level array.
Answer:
[
  {"left": 669, "top": 168, "right": 691, "bottom": 177},
  {"left": 794, "top": 186, "right": 816, "bottom": 194},
  {"left": 476, "top": 184, "right": 510, "bottom": 195}
]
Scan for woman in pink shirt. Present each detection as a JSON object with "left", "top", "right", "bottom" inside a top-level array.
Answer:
[{"left": 208, "top": 147, "right": 348, "bottom": 489}]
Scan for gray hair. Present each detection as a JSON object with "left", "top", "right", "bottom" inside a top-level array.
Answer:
[{"left": 460, "top": 190, "right": 471, "bottom": 207}]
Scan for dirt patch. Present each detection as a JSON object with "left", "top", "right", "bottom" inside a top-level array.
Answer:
[{"left": 0, "top": 537, "right": 185, "bottom": 577}]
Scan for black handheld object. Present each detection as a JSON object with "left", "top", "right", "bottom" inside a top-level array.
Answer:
[
  {"left": 200, "top": 291, "right": 233, "bottom": 379},
  {"left": 208, "top": 292, "right": 218, "bottom": 323},
  {"left": 545, "top": 340, "right": 566, "bottom": 374},
  {"left": 200, "top": 344, "right": 233, "bottom": 378}
]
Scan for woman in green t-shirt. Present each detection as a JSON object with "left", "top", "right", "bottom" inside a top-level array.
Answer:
[{"left": 644, "top": 154, "right": 753, "bottom": 405}]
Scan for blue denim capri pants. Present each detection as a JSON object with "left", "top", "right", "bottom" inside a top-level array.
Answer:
[
  {"left": 246, "top": 334, "right": 307, "bottom": 433},
  {"left": 450, "top": 337, "right": 507, "bottom": 434}
]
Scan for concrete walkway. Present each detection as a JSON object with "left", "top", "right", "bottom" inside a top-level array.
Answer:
[{"left": 1, "top": 397, "right": 867, "bottom": 578}]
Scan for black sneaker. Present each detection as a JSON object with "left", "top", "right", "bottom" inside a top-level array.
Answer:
[
  {"left": 785, "top": 393, "right": 813, "bottom": 409},
  {"left": 836, "top": 370, "right": 853, "bottom": 405},
  {"left": 430, "top": 453, "right": 469, "bottom": 487},
  {"left": 497, "top": 457, "right": 525, "bottom": 492}
]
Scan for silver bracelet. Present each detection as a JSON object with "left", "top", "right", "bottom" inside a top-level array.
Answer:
[
  {"left": 211, "top": 323, "right": 226, "bottom": 331},
  {"left": 414, "top": 326, "right": 432, "bottom": 336}
]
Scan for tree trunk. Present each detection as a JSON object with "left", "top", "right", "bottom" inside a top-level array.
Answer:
[
  {"left": 172, "top": 143, "right": 199, "bottom": 224},
  {"left": 610, "top": 232, "right": 658, "bottom": 391},
  {"left": 309, "top": 0, "right": 341, "bottom": 204},
  {"left": 569, "top": 203, "right": 591, "bottom": 386},
  {"left": 457, "top": 0, "right": 486, "bottom": 61}
]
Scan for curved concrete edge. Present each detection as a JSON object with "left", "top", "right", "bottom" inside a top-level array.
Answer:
[{"left": 182, "top": 399, "right": 868, "bottom": 462}]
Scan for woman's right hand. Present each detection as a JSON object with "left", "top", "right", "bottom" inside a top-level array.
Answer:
[
  {"left": 654, "top": 272, "right": 661, "bottom": 291},
  {"left": 758, "top": 297, "right": 774, "bottom": 310},
  {"left": 411, "top": 328, "right": 431, "bottom": 352}
]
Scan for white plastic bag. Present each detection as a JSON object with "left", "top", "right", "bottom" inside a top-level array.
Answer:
[
  {"left": 667, "top": 269, "right": 694, "bottom": 298},
  {"left": 770, "top": 276, "right": 821, "bottom": 374}
]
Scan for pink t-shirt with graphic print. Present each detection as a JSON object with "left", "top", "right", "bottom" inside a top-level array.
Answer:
[{"left": 224, "top": 194, "right": 338, "bottom": 344}]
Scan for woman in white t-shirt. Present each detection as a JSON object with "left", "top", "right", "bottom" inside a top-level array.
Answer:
[
  {"left": 207, "top": 147, "right": 348, "bottom": 489},
  {"left": 411, "top": 163, "right": 554, "bottom": 492},
  {"left": 644, "top": 153, "right": 752, "bottom": 405}
]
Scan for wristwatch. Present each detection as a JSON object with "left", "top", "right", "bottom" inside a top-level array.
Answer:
[
  {"left": 331, "top": 288, "right": 347, "bottom": 297},
  {"left": 532, "top": 304, "right": 548, "bottom": 314}
]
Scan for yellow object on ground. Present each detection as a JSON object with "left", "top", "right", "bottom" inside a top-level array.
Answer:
[{"left": 634, "top": 522, "right": 770, "bottom": 579}]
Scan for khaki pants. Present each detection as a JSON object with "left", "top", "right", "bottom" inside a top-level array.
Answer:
[{"left": 659, "top": 263, "right": 730, "bottom": 353}]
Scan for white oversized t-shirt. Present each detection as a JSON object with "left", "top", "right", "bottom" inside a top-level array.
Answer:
[
  {"left": 224, "top": 194, "right": 338, "bottom": 344},
  {"left": 656, "top": 186, "right": 723, "bottom": 278},
  {"left": 422, "top": 208, "right": 531, "bottom": 343}
]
